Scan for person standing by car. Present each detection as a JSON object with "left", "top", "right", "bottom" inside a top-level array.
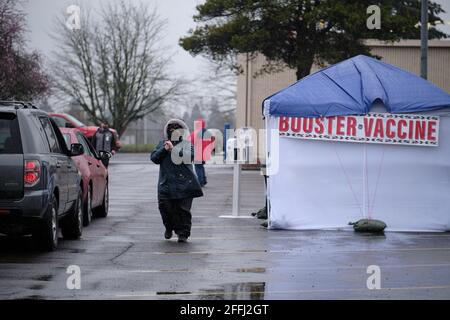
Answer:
[
  {"left": 92, "top": 122, "right": 116, "bottom": 168},
  {"left": 151, "top": 119, "right": 203, "bottom": 243}
]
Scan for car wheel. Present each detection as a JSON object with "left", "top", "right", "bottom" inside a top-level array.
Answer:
[
  {"left": 95, "top": 182, "right": 108, "bottom": 218},
  {"left": 33, "top": 197, "right": 58, "bottom": 251},
  {"left": 83, "top": 185, "right": 93, "bottom": 227},
  {"left": 61, "top": 190, "right": 83, "bottom": 240}
]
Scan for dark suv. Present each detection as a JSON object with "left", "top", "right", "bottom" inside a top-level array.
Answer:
[{"left": 0, "top": 101, "right": 85, "bottom": 251}]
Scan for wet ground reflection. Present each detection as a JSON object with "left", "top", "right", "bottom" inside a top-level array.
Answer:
[
  {"left": 197, "top": 282, "right": 266, "bottom": 300},
  {"left": 154, "top": 282, "right": 266, "bottom": 300},
  {"left": 235, "top": 267, "right": 266, "bottom": 273}
]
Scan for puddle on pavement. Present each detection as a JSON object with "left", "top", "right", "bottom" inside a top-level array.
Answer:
[
  {"left": 65, "top": 248, "right": 87, "bottom": 254},
  {"left": 120, "top": 282, "right": 267, "bottom": 299},
  {"left": 33, "top": 274, "right": 53, "bottom": 282},
  {"left": 28, "top": 284, "right": 45, "bottom": 290},
  {"left": 155, "top": 282, "right": 266, "bottom": 300},
  {"left": 26, "top": 295, "right": 44, "bottom": 300},
  {"left": 198, "top": 282, "right": 266, "bottom": 300}
]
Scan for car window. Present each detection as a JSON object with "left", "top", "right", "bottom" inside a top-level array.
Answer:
[
  {"left": 83, "top": 136, "right": 100, "bottom": 159},
  {"left": 30, "top": 114, "right": 50, "bottom": 153},
  {"left": 39, "top": 117, "right": 62, "bottom": 154},
  {"left": 0, "top": 113, "right": 22, "bottom": 154},
  {"left": 83, "top": 135, "right": 99, "bottom": 158},
  {"left": 76, "top": 132, "right": 93, "bottom": 157},
  {"left": 50, "top": 119, "right": 70, "bottom": 154},
  {"left": 65, "top": 114, "right": 85, "bottom": 127},
  {"left": 51, "top": 116, "right": 68, "bottom": 128},
  {"left": 63, "top": 133, "right": 71, "bottom": 149}
]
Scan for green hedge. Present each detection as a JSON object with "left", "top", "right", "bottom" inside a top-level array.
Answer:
[{"left": 120, "top": 144, "right": 156, "bottom": 153}]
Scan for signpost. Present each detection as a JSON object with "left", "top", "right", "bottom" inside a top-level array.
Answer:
[{"left": 220, "top": 128, "right": 255, "bottom": 219}]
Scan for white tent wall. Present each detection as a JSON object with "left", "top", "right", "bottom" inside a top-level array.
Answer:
[{"left": 266, "top": 108, "right": 450, "bottom": 232}]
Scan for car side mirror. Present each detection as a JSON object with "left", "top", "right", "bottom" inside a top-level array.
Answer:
[
  {"left": 99, "top": 151, "right": 112, "bottom": 160},
  {"left": 70, "top": 143, "right": 84, "bottom": 157}
]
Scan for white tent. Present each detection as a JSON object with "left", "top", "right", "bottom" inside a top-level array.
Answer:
[
  {"left": 263, "top": 56, "right": 450, "bottom": 232},
  {"left": 265, "top": 107, "right": 450, "bottom": 232}
]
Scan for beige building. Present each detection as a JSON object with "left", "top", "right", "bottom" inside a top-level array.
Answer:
[{"left": 236, "top": 40, "right": 450, "bottom": 131}]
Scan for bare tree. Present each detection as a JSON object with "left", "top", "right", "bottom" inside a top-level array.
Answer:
[
  {"left": 0, "top": 0, "right": 48, "bottom": 100},
  {"left": 52, "top": 1, "right": 179, "bottom": 136},
  {"left": 201, "top": 61, "right": 237, "bottom": 114}
]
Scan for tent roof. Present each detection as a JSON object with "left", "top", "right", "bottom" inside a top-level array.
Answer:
[{"left": 263, "top": 55, "right": 450, "bottom": 118}]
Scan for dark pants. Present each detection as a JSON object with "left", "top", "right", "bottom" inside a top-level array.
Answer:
[
  {"left": 195, "top": 163, "right": 206, "bottom": 186},
  {"left": 158, "top": 198, "right": 193, "bottom": 238}
]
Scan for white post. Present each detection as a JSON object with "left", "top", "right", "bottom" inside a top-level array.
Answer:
[
  {"left": 220, "top": 142, "right": 253, "bottom": 219},
  {"left": 232, "top": 162, "right": 241, "bottom": 216}
]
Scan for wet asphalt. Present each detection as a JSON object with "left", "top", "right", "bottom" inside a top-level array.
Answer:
[{"left": 0, "top": 153, "right": 450, "bottom": 300}]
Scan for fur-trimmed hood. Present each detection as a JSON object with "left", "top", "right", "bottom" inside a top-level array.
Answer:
[{"left": 163, "top": 118, "right": 189, "bottom": 140}]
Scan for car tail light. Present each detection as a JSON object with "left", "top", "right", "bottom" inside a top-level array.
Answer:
[{"left": 24, "top": 160, "right": 41, "bottom": 187}]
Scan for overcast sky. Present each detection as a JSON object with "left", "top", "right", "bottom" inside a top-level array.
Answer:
[
  {"left": 24, "top": 0, "right": 209, "bottom": 81},
  {"left": 24, "top": 0, "right": 450, "bottom": 82}
]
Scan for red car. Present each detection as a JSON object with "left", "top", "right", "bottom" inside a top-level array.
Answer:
[
  {"left": 50, "top": 113, "right": 122, "bottom": 149},
  {"left": 60, "top": 128, "right": 110, "bottom": 226}
]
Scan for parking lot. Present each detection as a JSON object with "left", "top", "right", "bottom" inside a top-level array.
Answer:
[{"left": 0, "top": 153, "right": 450, "bottom": 299}]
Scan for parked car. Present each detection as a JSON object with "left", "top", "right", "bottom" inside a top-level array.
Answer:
[
  {"left": 60, "top": 128, "right": 110, "bottom": 226},
  {"left": 49, "top": 113, "right": 122, "bottom": 150},
  {"left": 0, "top": 101, "right": 85, "bottom": 251}
]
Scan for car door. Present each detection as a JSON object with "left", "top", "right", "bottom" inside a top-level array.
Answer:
[
  {"left": 52, "top": 122, "right": 80, "bottom": 207},
  {"left": 77, "top": 133, "right": 103, "bottom": 206},
  {"left": 39, "top": 117, "right": 69, "bottom": 214},
  {"left": 86, "top": 135, "right": 107, "bottom": 206}
]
